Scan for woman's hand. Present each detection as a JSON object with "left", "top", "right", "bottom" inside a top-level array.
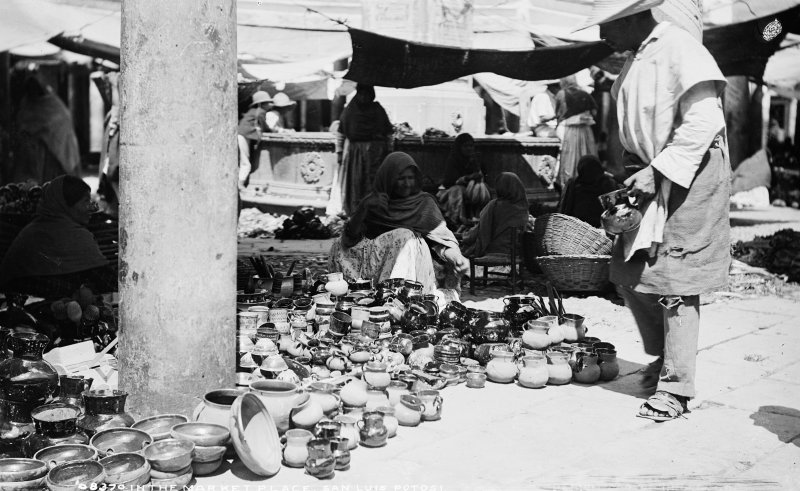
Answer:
[{"left": 443, "top": 247, "right": 470, "bottom": 275}]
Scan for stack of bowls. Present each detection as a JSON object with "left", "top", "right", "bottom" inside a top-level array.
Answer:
[
  {"left": 171, "top": 422, "right": 230, "bottom": 476},
  {"left": 0, "top": 458, "right": 48, "bottom": 489},
  {"left": 433, "top": 345, "right": 460, "bottom": 365},
  {"left": 46, "top": 460, "right": 106, "bottom": 490},
  {"left": 132, "top": 414, "right": 189, "bottom": 442},
  {"left": 143, "top": 438, "right": 195, "bottom": 488},
  {"left": 99, "top": 452, "right": 151, "bottom": 487}
]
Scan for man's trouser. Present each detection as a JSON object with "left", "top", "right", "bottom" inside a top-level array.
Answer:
[{"left": 619, "top": 286, "right": 700, "bottom": 398}]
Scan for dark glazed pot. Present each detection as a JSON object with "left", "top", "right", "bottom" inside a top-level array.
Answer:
[
  {"left": 471, "top": 311, "right": 510, "bottom": 345},
  {"left": 76, "top": 390, "right": 135, "bottom": 437},
  {"left": 24, "top": 403, "right": 89, "bottom": 457}
]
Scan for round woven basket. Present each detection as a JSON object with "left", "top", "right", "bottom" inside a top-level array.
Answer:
[
  {"left": 532, "top": 213, "right": 612, "bottom": 256},
  {"left": 536, "top": 254, "right": 611, "bottom": 292}
]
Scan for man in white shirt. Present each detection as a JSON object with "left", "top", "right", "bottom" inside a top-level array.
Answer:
[{"left": 579, "top": 0, "right": 731, "bottom": 422}]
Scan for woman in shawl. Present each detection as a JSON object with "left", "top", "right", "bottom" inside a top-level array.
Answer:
[
  {"left": 0, "top": 175, "right": 115, "bottom": 298},
  {"left": 328, "top": 152, "right": 470, "bottom": 294},
  {"left": 461, "top": 173, "right": 529, "bottom": 257},
  {"left": 558, "top": 155, "right": 620, "bottom": 228},
  {"left": 333, "top": 84, "right": 394, "bottom": 215},
  {"left": 436, "top": 133, "right": 486, "bottom": 227},
  {"left": 555, "top": 75, "right": 598, "bottom": 188}
]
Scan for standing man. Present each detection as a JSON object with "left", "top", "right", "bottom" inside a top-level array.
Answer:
[{"left": 578, "top": 0, "right": 730, "bottom": 421}]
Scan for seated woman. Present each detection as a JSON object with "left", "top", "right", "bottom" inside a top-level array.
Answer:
[
  {"left": 558, "top": 155, "right": 620, "bottom": 228},
  {"left": 461, "top": 172, "right": 529, "bottom": 258},
  {"left": 0, "top": 175, "right": 116, "bottom": 298},
  {"left": 328, "top": 152, "right": 470, "bottom": 294},
  {"left": 437, "top": 133, "right": 486, "bottom": 227}
]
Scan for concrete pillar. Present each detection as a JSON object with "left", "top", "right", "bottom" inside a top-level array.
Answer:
[
  {"left": 118, "top": 0, "right": 238, "bottom": 416},
  {"left": 724, "top": 75, "right": 750, "bottom": 170}
]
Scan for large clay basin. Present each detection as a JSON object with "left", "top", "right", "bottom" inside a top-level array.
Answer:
[{"left": 248, "top": 380, "right": 301, "bottom": 434}]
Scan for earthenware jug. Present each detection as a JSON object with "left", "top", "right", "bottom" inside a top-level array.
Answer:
[
  {"left": 414, "top": 390, "right": 443, "bottom": 422},
  {"left": 357, "top": 411, "right": 388, "bottom": 447},
  {"left": 572, "top": 350, "right": 601, "bottom": 384},
  {"left": 471, "top": 311, "right": 510, "bottom": 345},
  {"left": 386, "top": 381, "right": 409, "bottom": 407},
  {"left": 24, "top": 403, "right": 89, "bottom": 457},
  {"left": 308, "top": 382, "right": 340, "bottom": 418},
  {"left": 368, "top": 306, "right": 391, "bottom": 334},
  {"left": 290, "top": 393, "right": 324, "bottom": 431},
  {"left": 517, "top": 352, "right": 549, "bottom": 389},
  {"left": 305, "top": 438, "right": 335, "bottom": 479},
  {"left": 560, "top": 314, "right": 586, "bottom": 342},
  {"left": 0, "top": 332, "right": 59, "bottom": 409},
  {"left": 193, "top": 388, "right": 244, "bottom": 427},
  {"left": 364, "top": 388, "right": 390, "bottom": 411},
  {"left": 281, "top": 429, "right": 313, "bottom": 468},
  {"left": 546, "top": 351, "right": 572, "bottom": 385},
  {"left": 76, "top": 390, "right": 135, "bottom": 436},
  {"left": 332, "top": 415, "right": 359, "bottom": 450},
  {"left": 374, "top": 406, "right": 398, "bottom": 438},
  {"left": 521, "top": 321, "right": 551, "bottom": 349},
  {"left": 537, "top": 316, "right": 563, "bottom": 345},
  {"left": 249, "top": 380, "right": 303, "bottom": 434},
  {"left": 325, "top": 272, "right": 349, "bottom": 299},
  {"left": 486, "top": 349, "right": 518, "bottom": 384},
  {"left": 597, "top": 349, "right": 620, "bottom": 381},
  {"left": 363, "top": 361, "right": 391, "bottom": 390},
  {"left": 52, "top": 376, "right": 93, "bottom": 413},
  {"left": 313, "top": 420, "right": 341, "bottom": 440},
  {"left": 394, "top": 394, "right": 425, "bottom": 427},
  {"left": 330, "top": 437, "right": 351, "bottom": 470}
]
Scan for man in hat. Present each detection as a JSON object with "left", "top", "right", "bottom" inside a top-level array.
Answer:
[
  {"left": 237, "top": 90, "right": 273, "bottom": 185},
  {"left": 264, "top": 92, "right": 296, "bottom": 133},
  {"left": 578, "top": 0, "right": 730, "bottom": 421}
]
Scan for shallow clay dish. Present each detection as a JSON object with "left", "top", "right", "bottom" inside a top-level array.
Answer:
[
  {"left": 0, "top": 458, "right": 48, "bottom": 482},
  {"left": 34, "top": 444, "right": 98, "bottom": 470},
  {"left": 170, "top": 422, "right": 230, "bottom": 447},
  {"left": 143, "top": 438, "right": 195, "bottom": 472},
  {"left": 230, "top": 392, "right": 281, "bottom": 477},
  {"left": 132, "top": 413, "right": 189, "bottom": 441},
  {"left": 90, "top": 428, "right": 152, "bottom": 458}
]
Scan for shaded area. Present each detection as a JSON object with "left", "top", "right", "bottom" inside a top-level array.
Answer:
[{"left": 750, "top": 405, "right": 800, "bottom": 447}]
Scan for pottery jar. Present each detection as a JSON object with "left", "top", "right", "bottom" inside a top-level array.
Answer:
[
  {"left": 308, "top": 382, "right": 340, "bottom": 417},
  {"left": 313, "top": 420, "right": 341, "bottom": 440},
  {"left": 350, "top": 306, "right": 371, "bottom": 331},
  {"left": 546, "top": 351, "right": 572, "bottom": 385},
  {"left": 465, "top": 372, "right": 487, "bottom": 388},
  {"left": 24, "top": 403, "right": 88, "bottom": 457},
  {"left": 324, "top": 272, "right": 349, "bottom": 298},
  {"left": 305, "top": 438, "right": 336, "bottom": 479},
  {"left": 535, "top": 316, "right": 562, "bottom": 345},
  {"left": 329, "top": 437, "right": 351, "bottom": 470},
  {"left": 486, "top": 349, "right": 519, "bottom": 384},
  {"left": 394, "top": 394, "right": 425, "bottom": 427},
  {"left": 386, "top": 381, "right": 409, "bottom": 407},
  {"left": 438, "top": 301, "right": 469, "bottom": 332},
  {"left": 471, "top": 311, "right": 510, "bottom": 345},
  {"left": 374, "top": 406, "right": 398, "bottom": 438},
  {"left": 332, "top": 415, "right": 359, "bottom": 450},
  {"left": 521, "top": 321, "right": 550, "bottom": 350},
  {"left": 414, "top": 390, "right": 443, "bottom": 422},
  {"left": 249, "top": 380, "right": 302, "bottom": 434},
  {"left": 339, "top": 379, "right": 368, "bottom": 407},
  {"left": 193, "top": 389, "right": 244, "bottom": 428},
  {"left": 290, "top": 393, "right": 324, "bottom": 431},
  {"left": 341, "top": 403, "right": 366, "bottom": 421},
  {"left": 363, "top": 361, "right": 391, "bottom": 390},
  {"left": 281, "top": 428, "right": 313, "bottom": 468},
  {"left": 560, "top": 314, "right": 586, "bottom": 342},
  {"left": 364, "top": 388, "right": 390, "bottom": 411},
  {"left": 399, "top": 280, "right": 424, "bottom": 302},
  {"left": 76, "top": 390, "right": 135, "bottom": 437},
  {"left": 597, "top": 349, "right": 620, "bottom": 381},
  {"left": 335, "top": 297, "right": 356, "bottom": 317},
  {"left": 357, "top": 411, "right": 388, "bottom": 447},
  {"left": 52, "top": 375, "right": 93, "bottom": 413},
  {"left": 572, "top": 351, "right": 601, "bottom": 384},
  {"left": 368, "top": 306, "right": 391, "bottom": 334},
  {"left": 517, "top": 353, "right": 549, "bottom": 389},
  {"left": 0, "top": 332, "right": 59, "bottom": 414}
]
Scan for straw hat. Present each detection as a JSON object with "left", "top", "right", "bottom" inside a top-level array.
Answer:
[
  {"left": 250, "top": 90, "right": 272, "bottom": 106},
  {"left": 272, "top": 92, "right": 296, "bottom": 108},
  {"left": 574, "top": 0, "right": 665, "bottom": 31}
]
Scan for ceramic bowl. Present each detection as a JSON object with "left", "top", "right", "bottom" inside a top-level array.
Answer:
[
  {"left": 90, "top": 428, "right": 153, "bottom": 458},
  {"left": 192, "top": 445, "right": 226, "bottom": 463},
  {"left": 45, "top": 460, "right": 105, "bottom": 491},
  {"left": 170, "top": 422, "right": 231, "bottom": 447},
  {"left": 0, "top": 475, "right": 47, "bottom": 490},
  {"left": 132, "top": 413, "right": 189, "bottom": 441},
  {"left": 192, "top": 456, "right": 224, "bottom": 476},
  {"left": 34, "top": 444, "right": 98, "bottom": 470},
  {"left": 149, "top": 467, "right": 193, "bottom": 489},
  {"left": 98, "top": 452, "right": 151, "bottom": 485},
  {"left": 0, "top": 458, "right": 48, "bottom": 482},
  {"left": 143, "top": 438, "right": 195, "bottom": 472},
  {"left": 149, "top": 463, "right": 191, "bottom": 480},
  {"left": 230, "top": 392, "right": 282, "bottom": 477}
]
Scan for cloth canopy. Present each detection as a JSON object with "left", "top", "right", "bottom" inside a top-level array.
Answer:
[{"left": 344, "top": 27, "right": 614, "bottom": 89}]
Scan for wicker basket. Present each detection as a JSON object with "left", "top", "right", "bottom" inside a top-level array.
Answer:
[
  {"left": 536, "top": 254, "right": 611, "bottom": 292},
  {"left": 532, "top": 213, "right": 612, "bottom": 257}
]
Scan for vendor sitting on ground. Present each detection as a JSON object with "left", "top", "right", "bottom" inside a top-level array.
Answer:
[
  {"left": 461, "top": 172, "right": 530, "bottom": 258},
  {"left": 0, "top": 175, "right": 116, "bottom": 298},
  {"left": 328, "top": 152, "right": 470, "bottom": 294},
  {"left": 437, "top": 133, "right": 487, "bottom": 227},
  {"left": 558, "top": 155, "right": 620, "bottom": 228}
]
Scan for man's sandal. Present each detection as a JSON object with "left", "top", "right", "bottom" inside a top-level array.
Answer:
[{"left": 637, "top": 390, "right": 688, "bottom": 422}]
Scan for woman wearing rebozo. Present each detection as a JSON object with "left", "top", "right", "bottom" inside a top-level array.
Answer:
[{"left": 328, "top": 152, "right": 470, "bottom": 295}]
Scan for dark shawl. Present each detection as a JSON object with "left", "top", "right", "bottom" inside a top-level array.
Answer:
[
  {"left": 442, "top": 133, "right": 482, "bottom": 187},
  {"left": 0, "top": 176, "right": 108, "bottom": 285},
  {"left": 464, "top": 172, "right": 529, "bottom": 257},
  {"left": 339, "top": 86, "right": 393, "bottom": 142},
  {"left": 355, "top": 152, "right": 458, "bottom": 250},
  {"left": 16, "top": 92, "right": 80, "bottom": 176},
  {"left": 558, "top": 155, "right": 619, "bottom": 228},
  {"left": 555, "top": 77, "right": 597, "bottom": 122}
]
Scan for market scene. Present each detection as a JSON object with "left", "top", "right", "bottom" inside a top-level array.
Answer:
[{"left": 1, "top": 0, "right": 800, "bottom": 489}]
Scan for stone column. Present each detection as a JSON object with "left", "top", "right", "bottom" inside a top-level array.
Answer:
[
  {"left": 724, "top": 75, "right": 750, "bottom": 170},
  {"left": 118, "top": 0, "right": 237, "bottom": 416}
]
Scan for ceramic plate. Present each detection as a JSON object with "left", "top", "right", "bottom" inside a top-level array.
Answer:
[
  {"left": 230, "top": 393, "right": 281, "bottom": 477},
  {"left": 283, "top": 357, "right": 311, "bottom": 380}
]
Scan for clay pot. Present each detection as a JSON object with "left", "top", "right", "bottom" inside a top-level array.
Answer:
[
  {"left": 249, "top": 380, "right": 303, "bottom": 434},
  {"left": 394, "top": 395, "right": 425, "bottom": 427},
  {"left": 374, "top": 406, "right": 398, "bottom": 438},
  {"left": 290, "top": 393, "right": 324, "bottom": 431},
  {"left": 518, "top": 353, "right": 549, "bottom": 389},
  {"left": 357, "top": 411, "right": 388, "bottom": 448},
  {"left": 77, "top": 390, "right": 135, "bottom": 437},
  {"left": 193, "top": 388, "right": 244, "bottom": 428},
  {"left": 572, "top": 351, "right": 601, "bottom": 384},
  {"left": 281, "top": 429, "right": 313, "bottom": 468},
  {"left": 597, "top": 349, "right": 620, "bottom": 381},
  {"left": 305, "top": 438, "right": 336, "bottom": 479},
  {"left": 486, "top": 349, "right": 518, "bottom": 384},
  {"left": 332, "top": 415, "right": 359, "bottom": 450},
  {"left": 546, "top": 351, "right": 572, "bottom": 385}
]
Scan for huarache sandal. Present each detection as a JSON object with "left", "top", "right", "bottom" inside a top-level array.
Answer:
[{"left": 637, "top": 390, "right": 688, "bottom": 422}]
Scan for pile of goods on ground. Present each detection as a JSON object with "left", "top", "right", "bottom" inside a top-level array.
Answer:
[
  {"left": 238, "top": 207, "right": 344, "bottom": 240},
  {"left": 732, "top": 228, "right": 800, "bottom": 283},
  {"left": 0, "top": 181, "right": 42, "bottom": 214}
]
